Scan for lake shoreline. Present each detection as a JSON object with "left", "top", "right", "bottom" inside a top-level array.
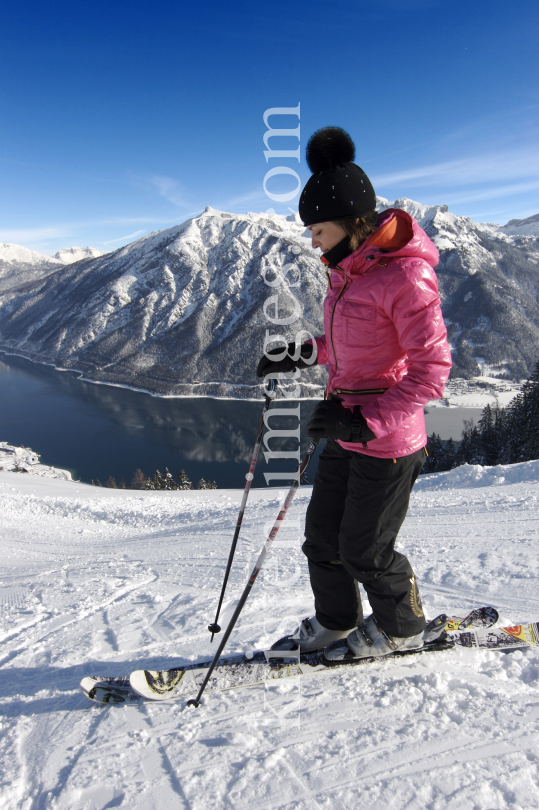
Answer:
[{"left": 0, "top": 347, "right": 518, "bottom": 408}]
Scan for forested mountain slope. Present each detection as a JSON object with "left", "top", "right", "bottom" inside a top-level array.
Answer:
[{"left": 0, "top": 201, "right": 537, "bottom": 396}]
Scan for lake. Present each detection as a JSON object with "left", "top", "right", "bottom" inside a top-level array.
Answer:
[{"left": 0, "top": 353, "right": 483, "bottom": 488}]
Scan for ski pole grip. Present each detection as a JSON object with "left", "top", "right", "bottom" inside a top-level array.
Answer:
[{"left": 264, "top": 377, "right": 276, "bottom": 398}]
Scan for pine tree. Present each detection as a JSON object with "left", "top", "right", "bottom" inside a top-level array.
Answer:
[
  {"left": 476, "top": 404, "right": 495, "bottom": 465},
  {"left": 105, "top": 476, "right": 118, "bottom": 489},
  {"left": 468, "top": 424, "right": 484, "bottom": 465},
  {"left": 456, "top": 419, "right": 478, "bottom": 466},
  {"left": 177, "top": 469, "right": 192, "bottom": 490},
  {"left": 161, "top": 467, "right": 177, "bottom": 490},
  {"left": 497, "top": 397, "right": 520, "bottom": 464},
  {"left": 516, "top": 361, "right": 539, "bottom": 462},
  {"left": 119, "top": 477, "right": 127, "bottom": 490},
  {"left": 197, "top": 478, "right": 207, "bottom": 489},
  {"left": 131, "top": 468, "right": 147, "bottom": 489},
  {"left": 423, "top": 433, "right": 450, "bottom": 473},
  {"left": 445, "top": 437, "right": 457, "bottom": 469}
]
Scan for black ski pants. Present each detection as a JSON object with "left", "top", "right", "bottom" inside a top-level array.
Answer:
[{"left": 303, "top": 439, "right": 426, "bottom": 638}]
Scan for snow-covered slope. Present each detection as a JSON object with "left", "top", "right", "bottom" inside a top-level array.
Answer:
[
  {"left": 0, "top": 462, "right": 537, "bottom": 808},
  {"left": 502, "top": 213, "right": 539, "bottom": 238},
  {"left": 0, "top": 243, "right": 62, "bottom": 293},
  {"left": 0, "top": 244, "right": 104, "bottom": 296},
  {"left": 53, "top": 246, "right": 105, "bottom": 264},
  {"left": 0, "top": 201, "right": 538, "bottom": 394},
  {"left": 0, "top": 208, "right": 327, "bottom": 398}
]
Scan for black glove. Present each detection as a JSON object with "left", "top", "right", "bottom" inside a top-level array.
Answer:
[
  {"left": 256, "top": 342, "right": 317, "bottom": 378},
  {"left": 306, "top": 396, "right": 376, "bottom": 443}
]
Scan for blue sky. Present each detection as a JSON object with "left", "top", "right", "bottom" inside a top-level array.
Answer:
[{"left": 1, "top": 0, "right": 538, "bottom": 255}]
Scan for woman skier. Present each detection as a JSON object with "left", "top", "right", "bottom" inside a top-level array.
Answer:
[{"left": 257, "top": 127, "right": 452, "bottom": 661}]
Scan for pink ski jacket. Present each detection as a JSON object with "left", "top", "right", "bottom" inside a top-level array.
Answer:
[{"left": 313, "top": 208, "right": 452, "bottom": 458}]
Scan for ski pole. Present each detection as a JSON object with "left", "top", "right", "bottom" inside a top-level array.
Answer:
[
  {"left": 208, "top": 378, "right": 275, "bottom": 641},
  {"left": 188, "top": 437, "right": 320, "bottom": 708}
]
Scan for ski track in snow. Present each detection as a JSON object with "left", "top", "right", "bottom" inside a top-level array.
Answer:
[{"left": 0, "top": 465, "right": 538, "bottom": 809}]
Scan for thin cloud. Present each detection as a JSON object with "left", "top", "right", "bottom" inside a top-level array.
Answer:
[
  {"left": 104, "top": 229, "right": 148, "bottom": 245},
  {"left": 96, "top": 216, "right": 174, "bottom": 226},
  {"left": 222, "top": 187, "right": 269, "bottom": 208},
  {"left": 124, "top": 171, "right": 194, "bottom": 209},
  {"left": 440, "top": 180, "right": 539, "bottom": 206},
  {"left": 372, "top": 147, "right": 539, "bottom": 189},
  {"left": 0, "top": 226, "right": 69, "bottom": 242}
]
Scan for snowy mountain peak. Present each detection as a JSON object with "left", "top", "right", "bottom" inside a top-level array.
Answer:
[
  {"left": 0, "top": 243, "right": 61, "bottom": 267},
  {"left": 0, "top": 202, "right": 538, "bottom": 390},
  {"left": 376, "top": 196, "right": 450, "bottom": 226},
  {"left": 0, "top": 243, "right": 63, "bottom": 294},
  {"left": 53, "top": 246, "right": 105, "bottom": 264},
  {"left": 502, "top": 213, "right": 539, "bottom": 237}
]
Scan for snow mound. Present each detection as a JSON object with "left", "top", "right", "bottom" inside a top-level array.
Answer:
[{"left": 416, "top": 458, "right": 539, "bottom": 491}]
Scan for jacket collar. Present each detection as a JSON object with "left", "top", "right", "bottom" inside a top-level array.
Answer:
[
  {"left": 320, "top": 208, "right": 421, "bottom": 277},
  {"left": 321, "top": 235, "right": 354, "bottom": 268}
]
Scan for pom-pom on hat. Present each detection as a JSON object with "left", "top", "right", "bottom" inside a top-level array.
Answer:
[{"left": 299, "top": 127, "right": 376, "bottom": 227}]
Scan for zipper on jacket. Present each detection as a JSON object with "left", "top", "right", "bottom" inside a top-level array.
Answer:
[
  {"left": 329, "top": 267, "right": 347, "bottom": 372},
  {"left": 333, "top": 387, "right": 389, "bottom": 395},
  {"left": 325, "top": 266, "right": 332, "bottom": 289}
]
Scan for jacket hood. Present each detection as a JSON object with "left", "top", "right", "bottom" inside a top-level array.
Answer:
[{"left": 321, "top": 208, "right": 439, "bottom": 276}]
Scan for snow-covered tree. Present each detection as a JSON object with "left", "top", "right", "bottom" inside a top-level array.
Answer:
[
  {"left": 177, "top": 469, "right": 192, "bottom": 490},
  {"left": 161, "top": 467, "right": 177, "bottom": 490}
]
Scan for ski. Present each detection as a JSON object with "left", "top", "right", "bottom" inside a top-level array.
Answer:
[
  {"left": 130, "top": 617, "right": 537, "bottom": 702},
  {"left": 80, "top": 674, "right": 140, "bottom": 705},
  {"left": 80, "top": 607, "right": 498, "bottom": 705}
]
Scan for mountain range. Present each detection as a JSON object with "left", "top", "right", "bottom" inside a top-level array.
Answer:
[
  {"left": 0, "top": 244, "right": 104, "bottom": 293},
  {"left": 0, "top": 202, "right": 537, "bottom": 398}
]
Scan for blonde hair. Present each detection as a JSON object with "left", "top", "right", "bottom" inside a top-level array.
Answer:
[{"left": 333, "top": 210, "right": 378, "bottom": 250}]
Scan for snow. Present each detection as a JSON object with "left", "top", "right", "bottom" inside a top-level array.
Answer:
[
  {"left": 53, "top": 247, "right": 105, "bottom": 264},
  {"left": 0, "top": 442, "right": 73, "bottom": 480},
  {"left": 376, "top": 196, "right": 446, "bottom": 226},
  {"left": 0, "top": 459, "right": 538, "bottom": 809},
  {"left": 502, "top": 214, "right": 539, "bottom": 238},
  {"left": 0, "top": 243, "right": 62, "bottom": 267},
  {"left": 426, "top": 377, "right": 521, "bottom": 410}
]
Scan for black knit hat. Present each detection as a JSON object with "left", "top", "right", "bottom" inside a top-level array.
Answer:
[{"left": 299, "top": 127, "right": 376, "bottom": 226}]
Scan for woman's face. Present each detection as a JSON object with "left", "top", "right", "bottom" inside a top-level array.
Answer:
[{"left": 308, "top": 221, "right": 347, "bottom": 253}]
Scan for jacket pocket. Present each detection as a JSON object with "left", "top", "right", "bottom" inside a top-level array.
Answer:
[{"left": 341, "top": 302, "right": 377, "bottom": 347}]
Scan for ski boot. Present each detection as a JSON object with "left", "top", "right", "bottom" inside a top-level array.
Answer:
[
  {"left": 324, "top": 614, "right": 425, "bottom": 663},
  {"left": 270, "top": 616, "right": 355, "bottom": 654}
]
